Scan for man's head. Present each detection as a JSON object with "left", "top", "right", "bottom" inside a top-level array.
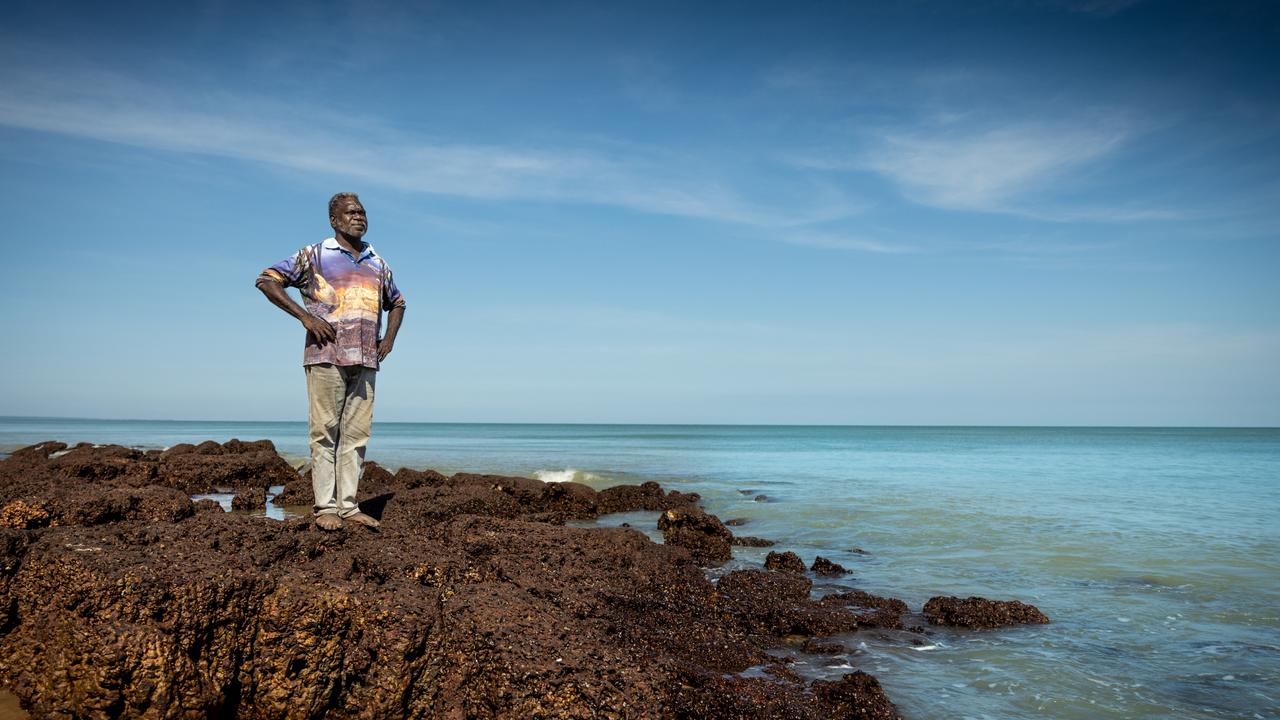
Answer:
[{"left": 329, "top": 192, "right": 367, "bottom": 241}]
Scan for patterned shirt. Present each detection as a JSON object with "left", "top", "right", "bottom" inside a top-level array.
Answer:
[{"left": 262, "top": 238, "right": 405, "bottom": 370}]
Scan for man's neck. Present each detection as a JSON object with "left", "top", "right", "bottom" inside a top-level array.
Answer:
[{"left": 334, "top": 234, "right": 366, "bottom": 255}]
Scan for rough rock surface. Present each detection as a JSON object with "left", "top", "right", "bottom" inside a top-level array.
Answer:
[
  {"left": 656, "top": 506, "right": 733, "bottom": 566},
  {"left": 765, "top": 550, "right": 807, "bottom": 574},
  {"left": 731, "top": 535, "right": 776, "bottom": 547},
  {"left": 0, "top": 440, "right": 909, "bottom": 719},
  {"left": 818, "top": 590, "right": 911, "bottom": 630},
  {"left": 1, "top": 439, "right": 296, "bottom": 499},
  {"left": 231, "top": 486, "right": 266, "bottom": 511},
  {"left": 923, "top": 595, "right": 1050, "bottom": 628},
  {"left": 595, "top": 481, "right": 700, "bottom": 515},
  {"left": 812, "top": 555, "right": 850, "bottom": 576}
]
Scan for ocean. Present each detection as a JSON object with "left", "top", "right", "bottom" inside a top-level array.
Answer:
[{"left": 1, "top": 417, "right": 1277, "bottom": 719}]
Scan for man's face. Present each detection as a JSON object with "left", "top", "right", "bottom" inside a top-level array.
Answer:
[{"left": 330, "top": 199, "right": 368, "bottom": 239}]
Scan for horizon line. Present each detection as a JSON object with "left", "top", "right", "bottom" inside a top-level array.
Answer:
[{"left": 2, "top": 415, "right": 1276, "bottom": 431}]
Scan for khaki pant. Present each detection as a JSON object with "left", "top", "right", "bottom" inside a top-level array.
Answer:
[{"left": 305, "top": 363, "right": 376, "bottom": 517}]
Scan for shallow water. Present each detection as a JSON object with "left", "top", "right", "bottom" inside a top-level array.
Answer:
[
  {"left": 2, "top": 419, "right": 1278, "bottom": 719},
  {"left": 190, "top": 485, "right": 308, "bottom": 520}
]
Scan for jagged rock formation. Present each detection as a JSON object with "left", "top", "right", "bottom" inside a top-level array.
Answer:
[
  {"left": 0, "top": 440, "right": 905, "bottom": 719},
  {"left": 923, "top": 595, "right": 1051, "bottom": 628},
  {"left": 0, "top": 439, "right": 1048, "bottom": 718}
]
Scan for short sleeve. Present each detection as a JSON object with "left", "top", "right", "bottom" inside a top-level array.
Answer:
[
  {"left": 260, "top": 246, "right": 312, "bottom": 288},
  {"left": 382, "top": 262, "right": 405, "bottom": 310}
]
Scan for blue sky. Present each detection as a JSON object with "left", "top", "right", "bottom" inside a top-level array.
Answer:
[{"left": 1, "top": 0, "right": 1277, "bottom": 425}]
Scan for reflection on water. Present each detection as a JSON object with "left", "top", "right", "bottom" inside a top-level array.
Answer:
[{"left": 189, "top": 485, "right": 308, "bottom": 521}]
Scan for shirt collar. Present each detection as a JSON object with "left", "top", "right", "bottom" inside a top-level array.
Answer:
[{"left": 322, "top": 237, "right": 375, "bottom": 261}]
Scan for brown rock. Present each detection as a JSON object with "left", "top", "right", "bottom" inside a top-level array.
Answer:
[
  {"left": 765, "top": 551, "right": 806, "bottom": 573},
  {"left": 658, "top": 507, "right": 733, "bottom": 566},
  {"left": 0, "top": 440, "right": 923, "bottom": 718},
  {"left": 731, "top": 535, "right": 776, "bottom": 547},
  {"left": 812, "top": 555, "right": 850, "bottom": 576},
  {"left": 596, "top": 481, "right": 700, "bottom": 514},
  {"left": 231, "top": 487, "right": 266, "bottom": 511},
  {"left": 0, "top": 500, "right": 51, "bottom": 530},
  {"left": 818, "top": 590, "right": 910, "bottom": 630},
  {"left": 716, "top": 569, "right": 859, "bottom": 637},
  {"left": 812, "top": 671, "right": 902, "bottom": 719},
  {"left": 923, "top": 595, "right": 1050, "bottom": 628}
]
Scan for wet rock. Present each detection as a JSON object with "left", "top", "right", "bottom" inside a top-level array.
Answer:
[
  {"left": 0, "top": 439, "right": 930, "bottom": 718},
  {"left": 812, "top": 555, "right": 849, "bottom": 576},
  {"left": 923, "top": 595, "right": 1050, "bottom": 628},
  {"left": 802, "top": 638, "right": 845, "bottom": 655},
  {"left": 731, "top": 535, "right": 776, "bottom": 547},
  {"left": 658, "top": 506, "right": 733, "bottom": 566},
  {"left": 754, "top": 494, "right": 770, "bottom": 502},
  {"left": 765, "top": 551, "right": 806, "bottom": 573},
  {"left": 231, "top": 486, "right": 266, "bottom": 511},
  {"left": 725, "top": 517, "right": 749, "bottom": 526},
  {"left": 818, "top": 590, "right": 910, "bottom": 630},
  {"left": 193, "top": 498, "right": 225, "bottom": 514},
  {"left": 268, "top": 473, "right": 312, "bottom": 506},
  {"left": 596, "top": 481, "right": 699, "bottom": 514},
  {"left": 812, "top": 671, "right": 902, "bottom": 719},
  {"left": 716, "top": 570, "right": 860, "bottom": 637},
  {"left": 675, "top": 670, "right": 900, "bottom": 719},
  {"left": 4, "top": 441, "right": 66, "bottom": 462}
]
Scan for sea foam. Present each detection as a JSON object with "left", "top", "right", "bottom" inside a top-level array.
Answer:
[{"left": 534, "top": 468, "right": 598, "bottom": 484}]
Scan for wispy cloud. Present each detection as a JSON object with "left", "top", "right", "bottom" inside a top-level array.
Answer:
[
  {"left": 857, "top": 122, "right": 1131, "bottom": 216},
  {"left": 780, "top": 232, "right": 919, "bottom": 254},
  {"left": 0, "top": 61, "right": 859, "bottom": 228}
]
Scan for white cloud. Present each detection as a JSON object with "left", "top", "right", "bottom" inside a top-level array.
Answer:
[
  {"left": 0, "top": 62, "right": 859, "bottom": 228},
  {"left": 858, "top": 122, "right": 1130, "bottom": 215},
  {"left": 780, "top": 232, "right": 919, "bottom": 254}
]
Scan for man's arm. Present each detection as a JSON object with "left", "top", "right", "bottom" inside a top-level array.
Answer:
[
  {"left": 378, "top": 305, "right": 405, "bottom": 361},
  {"left": 255, "top": 274, "right": 336, "bottom": 344}
]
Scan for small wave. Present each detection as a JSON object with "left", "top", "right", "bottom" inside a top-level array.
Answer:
[{"left": 534, "top": 468, "right": 600, "bottom": 484}]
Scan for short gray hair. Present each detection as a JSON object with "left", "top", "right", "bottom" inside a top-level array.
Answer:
[{"left": 328, "top": 192, "right": 361, "bottom": 218}]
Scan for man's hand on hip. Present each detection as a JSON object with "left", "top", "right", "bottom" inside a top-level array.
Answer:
[{"left": 301, "top": 315, "right": 337, "bottom": 345}]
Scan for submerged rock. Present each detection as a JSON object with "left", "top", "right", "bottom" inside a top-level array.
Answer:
[
  {"left": 812, "top": 555, "right": 850, "bottom": 576},
  {"left": 818, "top": 590, "right": 911, "bottom": 630},
  {"left": 923, "top": 595, "right": 1050, "bottom": 628},
  {"left": 731, "top": 535, "right": 776, "bottom": 547}
]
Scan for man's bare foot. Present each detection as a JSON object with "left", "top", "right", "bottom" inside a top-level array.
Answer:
[
  {"left": 315, "top": 514, "right": 343, "bottom": 531},
  {"left": 346, "top": 511, "right": 381, "bottom": 529}
]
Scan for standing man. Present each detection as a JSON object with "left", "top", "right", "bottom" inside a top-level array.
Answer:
[{"left": 256, "top": 193, "right": 406, "bottom": 531}]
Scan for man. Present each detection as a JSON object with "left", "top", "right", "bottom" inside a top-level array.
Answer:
[{"left": 256, "top": 193, "right": 406, "bottom": 531}]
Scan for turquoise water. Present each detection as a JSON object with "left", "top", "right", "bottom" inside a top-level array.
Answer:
[{"left": 2, "top": 418, "right": 1278, "bottom": 719}]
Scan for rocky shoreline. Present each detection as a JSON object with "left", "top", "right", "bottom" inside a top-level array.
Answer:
[{"left": 0, "top": 439, "right": 1048, "bottom": 719}]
